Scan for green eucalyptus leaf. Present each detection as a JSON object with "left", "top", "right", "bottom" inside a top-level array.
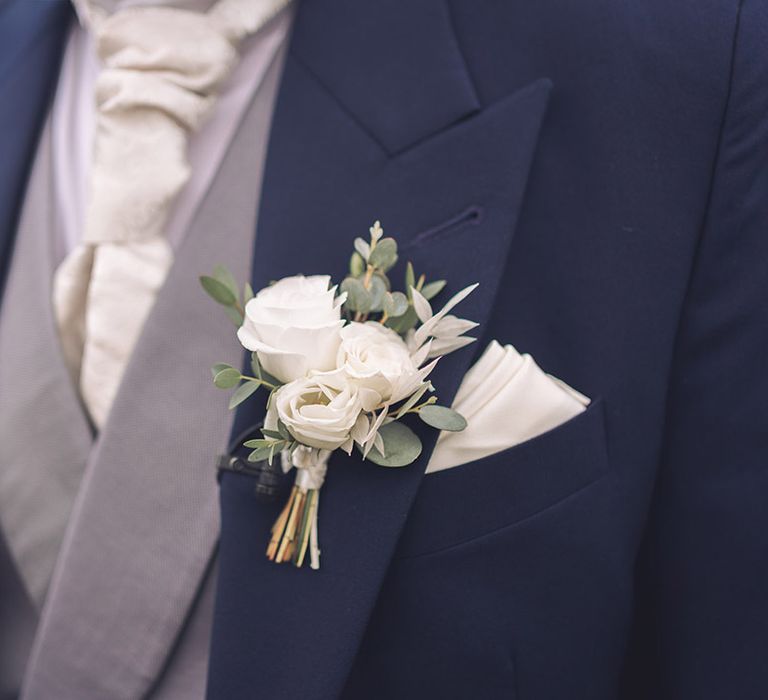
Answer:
[
  {"left": 224, "top": 305, "right": 244, "bottom": 326},
  {"left": 200, "top": 275, "right": 236, "bottom": 306},
  {"left": 376, "top": 271, "right": 391, "bottom": 291},
  {"left": 213, "top": 367, "right": 241, "bottom": 389},
  {"left": 354, "top": 237, "right": 370, "bottom": 261},
  {"left": 421, "top": 280, "right": 447, "bottom": 300},
  {"left": 260, "top": 368, "right": 282, "bottom": 388},
  {"left": 262, "top": 429, "right": 284, "bottom": 440},
  {"left": 405, "top": 262, "right": 416, "bottom": 300},
  {"left": 419, "top": 405, "right": 467, "bottom": 432},
  {"left": 386, "top": 306, "right": 418, "bottom": 334},
  {"left": 382, "top": 292, "right": 395, "bottom": 317},
  {"left": 350, "top": 251, "right": 365, "bottom": 276},
  {"left": 386, "top": 291, "right": 408, "bottom": 317},
  {"left": 277, "top": 419, "right": 292, "bottom": 441},
  {"left": 382, "top": 291, "right": 407, "bottom": 317},
  {"left": 243, "top": 282, "right": 255, "bottom": 304},
  {"left": 228, "top": 380, "right": 260, "bottom": 410},
  {"left": 250, "top": 352, "right": 261, "bottom": 378},
  {"left": 251, "top": 352, "right": 282, "bottom": 388},
  {"left": 341, "top": 277, "right": 372, "bottom": 314},
  {"left": 249, "top": 355, "right": 280, "bottom": 387},
  {"left": 368, "top": 237, "right": 398, "bottom": 271},
  {"left": 248, "top": 447, "right": 273, "bottom": 463},
  {"left": 213, "top": 265, "right": 239, "bottom": 301},
  {"left": 368, "top": 274, "right": 387, "bottom": 312},
  {"left": 244, "top": 438, "right": 272, "bottom": 448},
  {"left": 363, "top": 421, "right": 422, "bottom": 467},
  {"left": 211, "top": 362, "right": 234, "bottom": 378}
]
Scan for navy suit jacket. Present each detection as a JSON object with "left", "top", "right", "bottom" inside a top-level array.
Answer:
[{"left": 1, "top": 1, "right": 766, "bottom": 698}]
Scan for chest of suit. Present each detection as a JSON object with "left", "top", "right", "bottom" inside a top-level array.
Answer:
[{"left": 0, "top": 0, "right": 738, "bottom": 698}]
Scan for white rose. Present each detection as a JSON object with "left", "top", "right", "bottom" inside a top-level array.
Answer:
[
  {"left": 266, "top": 377, "right": 363, "bottom": 451},
  {"left": 237, "top": 275, "right": 345, "bottom": 383},
  {"left": 330, "top": 321, "right": 431, "bottom": 408}
]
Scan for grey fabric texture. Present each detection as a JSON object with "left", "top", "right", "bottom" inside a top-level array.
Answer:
[
  {"left": 0, "top": 122, "right": 94, "bottom": 610},
  {"left": 2, "top": 37, "right": 287, "bottom": 700},
  {"left": 0, "top": 530, "right": 37, "bottom": 700},
  {"left": 148, "top": 563, "right": 218, "bottom": 700}
]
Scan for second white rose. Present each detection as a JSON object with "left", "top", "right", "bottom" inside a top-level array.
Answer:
[
  {"left": 266, "top": 377, "right": 363, "bottom": 451},
  {"left": 330, "top": 321, "right": 433, "bottom": 408}
]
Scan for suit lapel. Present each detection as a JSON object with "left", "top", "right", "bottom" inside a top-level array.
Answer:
[
  {"left": 0, "top": 120, "right": 93, "bottom": 609},
  {"left": 0, "top": 0, "right": 71, "bottom": 301},
  {"left": 210, "top": 2, "right": 552, "bottom": 697}
]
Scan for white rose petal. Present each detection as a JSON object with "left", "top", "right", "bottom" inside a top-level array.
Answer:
[
  {"left": 334, "top": 321, "right": 422, "bottom": 408},
  {"left": 237, "top": 275, "right": 345, "bottom": 383},
  {"left": 268, "top": 377, "right": 362, "bottom": 451}
]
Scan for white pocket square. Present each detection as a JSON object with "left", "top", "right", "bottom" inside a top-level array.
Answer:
[{"left": 426, "top": 340, "right": 590, "bottom": 473}]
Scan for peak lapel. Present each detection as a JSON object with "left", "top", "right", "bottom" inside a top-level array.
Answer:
[
  {"left": 0, "top": 0, "right": 71, "bottom": 300},
  {"left": 209, "top": 2, "right": 552, "bottom": 697}
]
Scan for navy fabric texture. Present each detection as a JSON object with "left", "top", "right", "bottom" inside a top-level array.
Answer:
[
  {"left": 0, "top": 0, "right": 71, "bottom": 299},
  {"left": 0, "top": 0, "right": 766, "bottom": 698}
]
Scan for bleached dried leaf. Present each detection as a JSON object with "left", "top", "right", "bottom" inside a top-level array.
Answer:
[
  {"left": 411, "top": 287, "right": 433, "bottom": 324},
  {"left": 363, "top": 405, "right": 389, "bottom": 459},
  {"left": 427, "top": 335, "right": 476, "bottom": 358},
  {"left": 414, "top": 283, "right": 478, "bottom": 347},
  {"left": 431, "top": 315, "right": 479, "bottom": 339}
]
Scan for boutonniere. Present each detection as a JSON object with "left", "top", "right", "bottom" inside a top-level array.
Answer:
[{"left": 201, "top": 222, "right": 478, "bottom": 569}]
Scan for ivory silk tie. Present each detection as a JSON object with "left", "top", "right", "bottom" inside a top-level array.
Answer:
[{"left": 53, "top": 0, "right": 288, "bottom": 428}]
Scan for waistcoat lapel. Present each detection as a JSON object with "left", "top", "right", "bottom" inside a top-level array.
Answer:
[
  {"left": 0, "top": 122, "right": 93, "bottom": 608},
  {"left": 0, "top": 0, "right": 71, "bottom": 300},
  {"left": 209, "top": 1, "right": 552, "bottom": 697},
  {"left": 21, "top": 43, "right": 288, "bottom": 700}
]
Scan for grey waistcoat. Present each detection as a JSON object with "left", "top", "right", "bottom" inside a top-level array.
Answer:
[{"left": 0, "top": 36, "right": 286, "bottom": 700}]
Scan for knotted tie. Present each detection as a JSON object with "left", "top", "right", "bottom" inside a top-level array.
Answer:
[{"left": 53, "top": 0, "right": 288, "bottom": 428}]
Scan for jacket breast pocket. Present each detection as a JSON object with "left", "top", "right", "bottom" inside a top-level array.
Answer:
[{"left": 394, "top": 399, "right": 609, "bottom": 559}]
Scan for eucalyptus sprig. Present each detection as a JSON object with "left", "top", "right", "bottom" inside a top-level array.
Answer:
[
  {"left": 244, "top": 425, "right": 299, "bottom": 464},
  {"left": 210, "top": 352, "right": 281, "bottom": 410},
  {"left": 200, "top": 264, "right": 254, "bottom": 326},
  {"left": 340, "top": 221, "right": 446, "bottom": 336}
]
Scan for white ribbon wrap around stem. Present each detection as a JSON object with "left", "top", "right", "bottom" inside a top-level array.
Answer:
[{"left": 282, "top": 446, "right": 330, "bottom": 491}]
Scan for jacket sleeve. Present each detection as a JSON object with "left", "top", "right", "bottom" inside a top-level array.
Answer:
[{"left": 625, "top": 1, "right": 768, "bottom": 697}]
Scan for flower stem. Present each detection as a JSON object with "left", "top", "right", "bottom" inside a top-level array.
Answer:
[
  {"left": 293, "top": 489, "right": 315, "bottom": 568},
  {"left": 404, "top": 397, "right": 438, "bottom": 415},
  {"left": 266, "top": 488, "right": 295, "bottom": 561},
  {"left": 309, "top": 492, "right": 321, "bottom": 570},
  {"left": 275, "top": 488, "right": 304, "bottom": 563},
  {"left": 240, "top": 374, "right": 277, "bottom": 391}
]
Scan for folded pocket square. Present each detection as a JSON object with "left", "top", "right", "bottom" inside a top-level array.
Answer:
[{"left": 426, "top": 340, "right": 590, "bottom": 473}]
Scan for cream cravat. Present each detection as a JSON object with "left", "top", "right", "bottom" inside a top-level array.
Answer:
[{"left": 53, "top": 0, "right": 288, "bottom": 428}]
